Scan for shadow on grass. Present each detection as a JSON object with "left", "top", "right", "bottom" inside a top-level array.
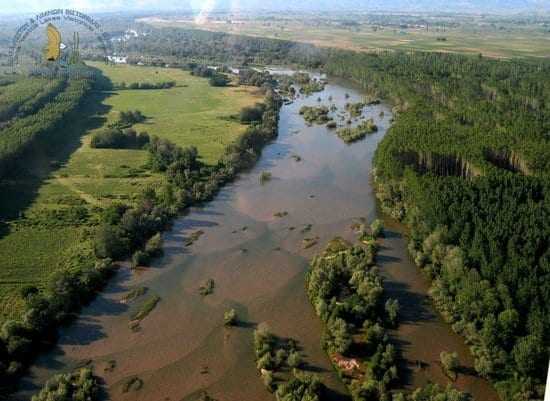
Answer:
[{"left": 0, "top": 82, "right": 113, "bottom": 239}]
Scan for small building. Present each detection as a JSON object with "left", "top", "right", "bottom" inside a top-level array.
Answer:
[{"left": 107, "top": 55, "right": 128, "bottom": 64}]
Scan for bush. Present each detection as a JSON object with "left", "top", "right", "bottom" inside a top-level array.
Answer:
[
  {"left": 145, "top": 233, "right": 163, "bottom": 257},
  {"left": 20, "top": 285, "right": 39, "bottom": 299},
  {"left": 257, "top": 353, "right": 274, "bottom": 370},
  {"left": 121, "top": 81, "right": 176, "bottom": 90},
  {"left": 262, "top": 370, "right": 275, "bottom": 392},
  {"left": 31, "top": 368, "right": 99, "bottom": 401},
  {"left": 101, "top": 203, "right": 128, "bottom": 225},
  {"left": 384, "top": 299, "right": 400, "bottom": 327},
  {"left": 209, "top": 73, "right": 231, "bottom": 87},
  {"left": 259, "top": 171, "right": 272, "bottom": 184},
  {"left": 323, "top": 318, "right": 352, "bottom": 354},
  {"left": 440, "top": 351, "right": 460, "bottom": 378},
  {"left": 299, "top": 105, "right": 331, "bottom": 124},
  {"left": 224, "top": 309, "right": 238, "bottom": 326},
  {"left": 371, "top": 219, "right": 384, "bottom": 238},
  {"left": 287, "top": 350, "right": 302, "bottom": 368},
  {"left": 275, "top": 348, "right": 288, "bottom": 367},
  {"left": 119, "top": 110, "right": 145, "bottom": 126},
  {"left": 240, "top": 103, "right": 266, "bottom": 123},
  {"left": 91, "top": 127, "right": 149, "bottom": 149},
  {"left": 275, "top": 371, "right": 324, "bottom": 401},
  {"left": 131, "top": 250, "right": 150, "bottom": 268},
  {"left": 94, "top": 224, "right": 130, "bottom": 259},
  {"left": 148, "top": 136, "right": 198, "bottom": 172}
]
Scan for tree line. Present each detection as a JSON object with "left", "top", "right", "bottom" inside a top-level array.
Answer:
[
  {"left": 323, "top": 50, "right": 550, "bottom": 400},
  {"left": 0, "top": 75, "right": 93, "bottom": 178}
]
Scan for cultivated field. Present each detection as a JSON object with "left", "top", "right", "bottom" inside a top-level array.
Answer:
[
  {"left": 0, "top": 63, "right": 262, "bottom": 323},
  {"left": 140, "top": 17, "right": 550, "bottom": 59}
]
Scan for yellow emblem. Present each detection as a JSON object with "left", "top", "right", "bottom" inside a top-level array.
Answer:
[{"left": 44, "top": 24, "right": 61, "bottom": 61}]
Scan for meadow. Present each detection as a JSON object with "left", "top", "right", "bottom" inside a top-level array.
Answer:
[{"left": 0, "top": 63, "right": 262, "bottom": 323}]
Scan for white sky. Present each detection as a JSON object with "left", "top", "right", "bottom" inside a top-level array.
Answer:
[
  {"left": 0, "top": 0, "right": 204, "bottom": 15},
  {"left": 0, "top": 0, "right": 548, "bottom": 16}
]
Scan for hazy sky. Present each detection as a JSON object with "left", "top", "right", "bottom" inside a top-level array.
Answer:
[
  {"left": 0, "top": 0, "right": 204, "bottom": 14},
  {"left": 1, "top": 0, "right": 549, "bottom": 15}
]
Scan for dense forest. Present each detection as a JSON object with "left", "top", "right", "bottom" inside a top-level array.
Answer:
[
  {"left": 86, "top": 27, "right": 324, "bottom": 68},
  {"left": 323, "top": 51, "right": 550, "bottom": 400}
]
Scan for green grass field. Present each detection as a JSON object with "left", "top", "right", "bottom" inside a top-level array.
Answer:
[
  {"left": 0, "top": 63, "right": 262, "bottom": 323},
  {"left": 141, "top": 18, "right": 550, "bottom": 59}
]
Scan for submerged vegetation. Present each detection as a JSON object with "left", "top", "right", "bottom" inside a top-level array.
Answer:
[
  {"left": 253, "top": 324, "right": 323, "bottom": 400},
  {"left": 260, "top": 171, "right": 273, "bottom": 184},
  {"left": 306, "top": 237, "right": 400, "bottom": 400},
  {"left": 131, "top": 295, "right": 161, "bottom": 322},
  {"left": 223, "top": 309, "right": 238, "bottom": 326},
  {"left": 121, "top": 286, "right": 148, "bottom": 304},
  {"left": 335, "top": 119, "right": 378, "bottom": 143},
  {"left": 307, "top": 236, "right": 471, "bottom": 401},
  {"left": 31, "top": 368, "right": 99, "bottom": 401},
  {"left": 199, "top": 279, "right": 215, "bottom": 296},
  {"left": 299, "top": 105, "right": 331, "bottom": 125}
]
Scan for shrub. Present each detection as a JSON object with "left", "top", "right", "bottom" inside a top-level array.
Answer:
[
  {"left": 145, "top": 233, "right": 163, "bottom": 257},
  {"left": 440, "top": 351, "right": 460, "bottom": 378},
  {"left": 371, "top": 219, "right": 384, "bottom": 238},
  {"left": 131, "top": 295, "right": 161, "bottom": 321},
  {"left": 259, "top": 171, "right": 272, "bottom": 184},
  {"left": 148, "top": 136, "right": 198, "bottom": 172},
  {"left": 20, "top": 285, "right": 39, "bottom": 299},
  {"left": 275, "top": 371, "right": 324, "bottom": 401},
  {"left": 257, "top": 353, "right": 274, "bottom": 370},
  {"left": 31, "top": 368, "right": 98, "bottom": 401},
  {"left": 262, "top": 370, "right": 275, "bottom": 392},
  {"left": 199, "top": 279, "right": 215, "bottom": 296},
  {"left": 323, "top": 318, "right": 352, "bottom": 354},
  {"left": 122, "top": 81, "right": 176, "bottom": 90},
  {"left": 287, "top": 350, "right": 302, "bottom": 368},
  {"left": 91, "top": 128, "right": 150, "bottom": 149},
  {"left": 101, "top": 203, "right": 128, "bottom": 225},
  {"left": 119, "top": 110, "right": 145, "bottom": 126},
  {"left": 224, "top": 309, "right": 237, "bottom": 326},
  {"left": 94, "top": 224, "right": 130, "bottom": 259},
  {"left": 240, "top": 103, "right": 266, "bottom": 123},
  {"left": 275, "top": 348, "right": 288, "bottom": 367},
  {"left": 299, "top": 105, "right": 331, "bottom": 124},
  {"left": 209, "top": 73, "right": 231, "bottom": 87},
  {"left": 131, "top": 250, "right": 150, "bottom": 268},
  {"left": 384, "top": 299, "right": 400, "bottom": 327}
]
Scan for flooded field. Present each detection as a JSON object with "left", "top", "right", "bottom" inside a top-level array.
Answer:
[{"left": 17, "top": 73, "right": 498, "bottom": 401}]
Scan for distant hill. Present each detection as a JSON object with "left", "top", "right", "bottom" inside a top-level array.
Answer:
[{"left": 221, "top": 0, "right": 550, "bottom": 13}]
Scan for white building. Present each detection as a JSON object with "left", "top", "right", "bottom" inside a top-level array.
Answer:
[{"left": 107, "top": 55, "right": 128, "bottom": 64}]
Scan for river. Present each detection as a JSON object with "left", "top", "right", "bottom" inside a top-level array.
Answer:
[{"left": 16, "top": 72, "right": 498, "bottom": 401}]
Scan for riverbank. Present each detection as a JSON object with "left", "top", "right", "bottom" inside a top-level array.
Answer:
[
  {"left": 4, "top": 64, "right": 277, "bottom": 399},
  {"left": 16, "top": 71, "right": 497, "bottom": 401}
]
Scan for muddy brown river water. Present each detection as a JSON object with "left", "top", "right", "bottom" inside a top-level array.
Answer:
[{"left": 16, "top": 72, "right": 498, "bottom": 401}]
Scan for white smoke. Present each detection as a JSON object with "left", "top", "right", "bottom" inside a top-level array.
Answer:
[{"left": 195, "top": 0, "right": 217, "bottom": 24}]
